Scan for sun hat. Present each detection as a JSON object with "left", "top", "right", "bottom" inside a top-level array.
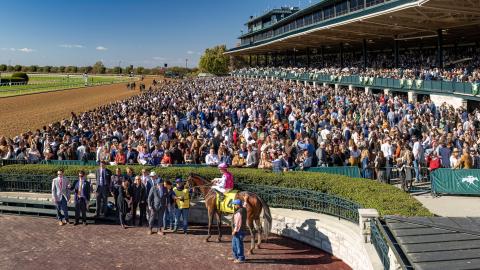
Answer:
[{"left": 150, "top": 171, "right": 157, "bottom": 177}]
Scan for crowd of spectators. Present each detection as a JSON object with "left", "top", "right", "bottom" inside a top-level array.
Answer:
[
  {"left": 1, "top": 76, "right": 480, "bottom": 183},
  {"left": 260, "top": 46, "right": 480, "bottom": 83}
]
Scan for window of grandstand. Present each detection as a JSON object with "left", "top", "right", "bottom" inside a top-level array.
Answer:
[
  {"left": 296, "top": 18, "right": 304, "bottom": 28},
  {"left": 313, "top": 11, "right": 323, "bottom": 23},
  {"left": 304, "top": 14, "right": 313, "bottom": 26},
  {"left": 335, "top": 2, "right": 348, "bottom": 17},
  {"left": 366, "top": 0, "right": 385, "bottom": 8},
  {"left": 323, "top": 5, "right": 335, "bottom": 20},
  {"left": 350, "top": 0, "right": 364, "bottom": 12}
]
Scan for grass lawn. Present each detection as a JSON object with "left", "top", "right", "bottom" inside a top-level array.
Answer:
[{"left": 0, "top": 74, "right": 134, "bottom": 97}]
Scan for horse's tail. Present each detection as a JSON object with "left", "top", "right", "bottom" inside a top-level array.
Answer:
[{"left": 257, "top": 195, "right": 272, "bottom": 240}]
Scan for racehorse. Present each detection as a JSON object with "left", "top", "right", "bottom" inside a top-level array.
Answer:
[{"left": 187, "top": 173, "right": 272, "bottom": 254}]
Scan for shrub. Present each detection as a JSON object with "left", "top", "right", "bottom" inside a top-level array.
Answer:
[
  {"left": 0, "top": 164, "right": 433, "bottom": 217},
  {"left": 11, "top": 72, "right": 29, "bottom": 82}
]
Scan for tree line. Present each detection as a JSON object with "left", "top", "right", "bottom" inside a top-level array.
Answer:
[{"left": 0, "top": 61, "right": 198, "bottom": 76}]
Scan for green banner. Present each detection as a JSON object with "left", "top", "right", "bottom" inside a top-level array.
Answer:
[
  {"left": 431, "top": 168, "right": 480, "bottom": 195},
  {"left": 473, "top": 83, "right": 478, "bottom": 96}
]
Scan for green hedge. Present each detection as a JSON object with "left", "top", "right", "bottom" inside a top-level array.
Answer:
[{"left": 0, "top": 164, "right": 432, "bottom": 217}]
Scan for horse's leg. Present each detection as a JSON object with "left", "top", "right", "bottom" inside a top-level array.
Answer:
[
  {"left": 206, "top": 208, "right": 214, "bottom": 242},
  {"left": 247, "top": 218, "right": 256, "bottom": 255},
  {"left": 216, "top": 211, "right": 222, "bottom": 242},
  {"left": 254, "top": 218, "right": 263, "bottom": 249}
]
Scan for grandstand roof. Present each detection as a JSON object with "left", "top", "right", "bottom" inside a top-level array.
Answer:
[{"left": 227, "top": 0, "right": 480, "bottom": 55}]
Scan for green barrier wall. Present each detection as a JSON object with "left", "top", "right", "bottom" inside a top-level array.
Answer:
[
  {"left": 306, "top": 166, "right": 361, "bottom": 178},
  {"left": 431, "top": 168, "right": 480, "bottom": 195}
]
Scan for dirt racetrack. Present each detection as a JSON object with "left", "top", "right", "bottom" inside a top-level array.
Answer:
[{"left": 0, "top": 78, "right": 156, "bottom": 137}]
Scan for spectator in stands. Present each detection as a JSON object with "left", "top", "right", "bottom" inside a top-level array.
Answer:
[{"left": 205, "top": 148, "right": 219, "bottom": 166}]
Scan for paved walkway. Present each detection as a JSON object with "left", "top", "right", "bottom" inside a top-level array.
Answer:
[
  {"left": 413, "top": 193, "right": 480, "bottom": 217},
  {"left": 0, "top": 215, "right": 350, "bottom": 270}
]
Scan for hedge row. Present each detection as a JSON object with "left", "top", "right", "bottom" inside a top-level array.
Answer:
[{"left": 0, "top": 164, "right": 433, "bottom": 217}]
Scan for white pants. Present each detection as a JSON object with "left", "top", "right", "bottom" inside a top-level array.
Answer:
[{"left": 213, "top": 186, "right": 231, "bottom": 194}]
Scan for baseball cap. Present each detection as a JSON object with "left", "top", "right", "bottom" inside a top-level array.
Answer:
[{"left": 232, "top": 199, "right": 242, "bottom": 205}]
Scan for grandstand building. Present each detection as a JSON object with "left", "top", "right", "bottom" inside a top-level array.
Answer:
[{"left": 226, "top": 0, "right": 480, "bottom": 109}]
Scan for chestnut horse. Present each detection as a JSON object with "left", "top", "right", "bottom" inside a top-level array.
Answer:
[{"left": 187, "top": 173, "right": 272, "bottom": 254}]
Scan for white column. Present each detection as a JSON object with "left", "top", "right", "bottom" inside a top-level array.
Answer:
[
  {"left": 384, "top": 88, "right": 391, "bottom": 96},
  {"left": 408, "top": 91, "right": 417, "bottom": 103},
  {"left": 358, "top": 209, "right": 379, "bottom": 243},
  {"left": 348, "top": 85, "right": 353, "bottom": 91},
  {"left": 335, "top": 84, "right": 340, "bottom": 91},
  {"left": 365, "top": 87, "right": 372, "bottom": 95},
  {"left": 313, "top": 81, "right": 317, "bottom": 87},
  {"left": 323, "top": 82, "right": 327, "bottom": 87}
]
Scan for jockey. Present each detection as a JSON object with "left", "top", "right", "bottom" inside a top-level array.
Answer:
[{"left": 212, "top": 163, "right": 234, "bottom": 202}]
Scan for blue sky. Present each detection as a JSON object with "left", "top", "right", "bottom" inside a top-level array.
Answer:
[{"left": 0, "top": 0, "right": 313, "bottom": 68}]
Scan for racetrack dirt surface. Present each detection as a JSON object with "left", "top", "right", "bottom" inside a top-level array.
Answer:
[{"left": 0, "top": 78, "right": 157, "bottom": 137}]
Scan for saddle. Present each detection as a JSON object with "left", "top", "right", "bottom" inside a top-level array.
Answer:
[{"left": 215, "top": 190, "right": 238, "bottom": 214}]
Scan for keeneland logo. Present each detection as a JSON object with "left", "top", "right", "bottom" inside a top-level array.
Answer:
[{"left": 461, "top": 176, "right": 479, "bottom": 185}]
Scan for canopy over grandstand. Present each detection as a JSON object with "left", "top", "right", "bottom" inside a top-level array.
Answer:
[{"left": 226, "top": 0, "right": 480, "bottom": 69}]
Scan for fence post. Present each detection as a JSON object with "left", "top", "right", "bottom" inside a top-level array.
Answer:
[{"left": 358, "top": 208, "right": 379, "bottom": 243}]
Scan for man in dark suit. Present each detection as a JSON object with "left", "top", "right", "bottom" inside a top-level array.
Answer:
[
  {"left": 95, "top": 161, "right": 112, "bottom": 217},
  {"left": 125, "top": 144, "right": 138, "bottom": 164},
  {"left": 131, "top": 175, "right": 147, "bottom": 226},
  {"left": 148, "top": 178, "right": 167, "bottom": 235},
  {"left": 73, "top": 170, "right": 91, "bottom": 225}
]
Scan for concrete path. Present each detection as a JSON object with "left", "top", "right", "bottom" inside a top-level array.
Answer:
[{"left": 413, "top": 193, "right": 480, "bottom": 217}]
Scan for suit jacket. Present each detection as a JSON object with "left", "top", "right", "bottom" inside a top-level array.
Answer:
[
  {"left": 125, "top": 150, "right": 138, "bottom": 164},
  {"left": 95, "top": 168, "right": 112, "bottom": 190},
  {"left": 51, "top": 177, "right": 71, "bottom": 202},
  {"left": 148, "top": 185, "right": 167, "bottom": 210},
  {"left": 73, "top": 179, "right": 91, "bottom": 202},
  {"left": 132, "top": 183, "right": 147, "bottom": 204}
]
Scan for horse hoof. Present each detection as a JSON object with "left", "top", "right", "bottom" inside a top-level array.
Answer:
[
  {"left": 205, "top": 238, "right": 209, "bottom": 243},
  {"left": 256, "top": 244, "right": 261, "bottom": 249},
  {"left": 217, "top": 238, "right": 221, "bottom": 243},
  {"left": 248, "top": 250, "right": 254, "bottom": 255}
]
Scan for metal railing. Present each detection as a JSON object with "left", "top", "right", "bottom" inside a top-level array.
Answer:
[
  {"left": 370, "top": 218, "right": 390, "bottom": 270},
  {"left": 237, "top": 183, "right": 361, "bottom": 223},
  {"left": 0, "top": 173, "right": 361, "bottom": 223},
  {"left": 234, "top": 70, "right": 479, "bottom": 97},
  {"left": 0, "top": 174, "right": 76, "bottom": 193}
]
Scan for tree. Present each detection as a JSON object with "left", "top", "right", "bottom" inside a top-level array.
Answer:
[
  {"left": 14, "top": 65, "right": 22, "bottom": 72},
  {"left": 92, "top": 61, "right": 106, "bottom": 74},
  {"left": 58, "top": 66, "right": 66, "bottom": 73},
  {"left": 112, "top": 66, "right": 122, "bottom": 74},
  {"left": 0, "top": 64, "right": 6, "bottom": 71},
  {"left": 125, "top": 65, "right": 134, "bottom": 74},
  {"left": 199, "top": 45, "right": 230, "bottom": 75},
  {"left": 66, "top": 66, "right": 78, "bottom": 73},
  {"left": 29, "top": 65, "right": 38, "bottom": 72},
  {"left": 136, "top": 66, "right": 145, "bottom": 75}
]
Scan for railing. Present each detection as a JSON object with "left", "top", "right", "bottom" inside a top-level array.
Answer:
[
  {"left": 370, "top": 218, "right": 390, "bottom": 270},
  {"left": 234, "top": 70, "right": 479, "bottom": 97},
  {"left": 0, "top": 174, "right": 76, "bottom": 193},
  {"left": 236, "top": 183, "right": 361, "bottom": 223},
  {"left": 39, "top": 160, "right": 98, "bottom": 166}
]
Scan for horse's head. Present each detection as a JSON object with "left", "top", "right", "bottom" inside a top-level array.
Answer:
[
  {"left": 187, "top": 173, "right": 210, "bottom": 187},
  {"left": 187, "top": 173, "right": 212, "bottom": 198}
]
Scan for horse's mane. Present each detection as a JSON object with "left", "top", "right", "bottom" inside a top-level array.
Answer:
[{"left": 189, "top": 173, "right": 211, "bottom": 184}]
